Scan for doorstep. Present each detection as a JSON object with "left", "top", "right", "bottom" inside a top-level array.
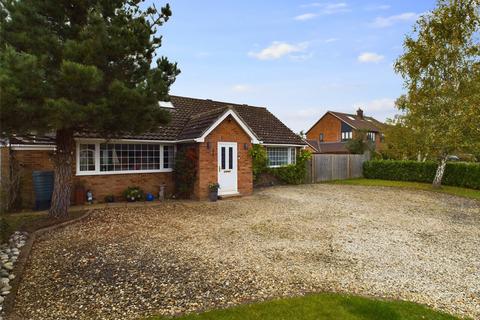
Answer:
[{"left": 218, "top": 192, "right": 242, "bottom": 200}]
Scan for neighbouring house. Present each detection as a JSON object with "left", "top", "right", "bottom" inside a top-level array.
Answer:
[
  {"left": 305, "top": 108, "right": 385, "bottom": 154},
  {"left": 0, "top": 96, "right": 306, "bottom": 208}
]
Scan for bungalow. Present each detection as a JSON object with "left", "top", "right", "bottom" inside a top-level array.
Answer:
[
  {"left": 305, "top": 108, "right": 385, "bottom": 154},
  {"left": 0, "top": 96, "right": 306, "bottom": 208}
]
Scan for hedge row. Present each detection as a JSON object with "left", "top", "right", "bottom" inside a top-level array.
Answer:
[{"left": 363, "top": 160, "right": 480, "bottom": 190}]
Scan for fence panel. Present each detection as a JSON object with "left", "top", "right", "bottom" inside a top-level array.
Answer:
[{"left": 311, "top": 153, "right": 369, "bottom": 182}]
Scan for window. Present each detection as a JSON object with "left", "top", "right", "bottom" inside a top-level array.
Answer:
[
  {"left": 319, "top": 133, "right": 324, "bottom": 142},
  {"left": 163, "top": 145, "right": 175, "bottom": 169},
  {"left": 266, "top": 147, "right": 296, "bottom": 167},
  {"left": 341, "top": 131, "right": 352, "bottom": 141},
  {"left": 79, "top": 144, "right": 95, "bottom": 172},
  {"left": 77, "top": 142, "right": 174, "bottom": 175},
  {"left": 367, "top": 132, "right": 376, "bottom": 141},
  {"left": 99, "top": 144, "right": 161, "bottom": 172}
]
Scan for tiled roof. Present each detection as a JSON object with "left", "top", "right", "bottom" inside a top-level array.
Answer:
[
  {"left": 72, "top": 95, "right": 306, "bottom": 145},
  {"left": 329, "top": 111, "right": 384, "bottom": 132},
  {"left": 7, "top": 134, "right": 55, "bottom": 145},
  {"left": 307, "top": 140, "right": 349, "bottom": 154}
]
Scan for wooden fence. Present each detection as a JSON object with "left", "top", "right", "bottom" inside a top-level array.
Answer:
[{"left": 306, "top": 153, "right": 370, "bottom": 183}]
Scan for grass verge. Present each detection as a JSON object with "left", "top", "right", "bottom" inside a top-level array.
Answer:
[
  {"left": 146, "top": 293, "right": 466, "bottom": 320},
  {"left": 0, "top": 210, "right": 86, "bottom": 242},
  {"left": 328, "top": 179, "right": 480, "bottom": 201}
]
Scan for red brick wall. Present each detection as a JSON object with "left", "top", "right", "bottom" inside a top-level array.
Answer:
[
  {"left": 307, "top": 113, "right": 342, "bottom": 142},
  {"left": 72, "top": 172, "right": 173, "bottom": 203},
  {"left": 194, "top": 115, "right": 253, "bottom": 199},
  {"left": 0, "top": 148, "right": 54, "bottom": 209}
]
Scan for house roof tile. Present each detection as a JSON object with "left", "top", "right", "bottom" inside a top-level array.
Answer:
[{"left": 57, "top": 96, "right": 306, "bottom": 145}]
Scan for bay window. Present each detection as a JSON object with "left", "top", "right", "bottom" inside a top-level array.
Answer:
[
  {"left": 266, "top": 147, "right": 296, "bottom": 167},
  {"left": 77, "top": 142, "right": 174, "bottom": 175}
]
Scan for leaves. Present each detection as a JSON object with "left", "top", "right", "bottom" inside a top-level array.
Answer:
[
  {"left": 394, "top": 0, "right": 480, "bottom": 159},
  {"left": 0, "top": 0, "right": 180, "bottom": 137}
]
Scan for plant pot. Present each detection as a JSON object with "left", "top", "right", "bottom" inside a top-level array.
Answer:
[{"left": 209, "top": 190, "right": 218, "bottom": 202}]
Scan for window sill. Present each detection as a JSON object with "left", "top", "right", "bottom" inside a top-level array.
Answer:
[{"left": 76, "top": 169, "right": 173, "bottom": 176}]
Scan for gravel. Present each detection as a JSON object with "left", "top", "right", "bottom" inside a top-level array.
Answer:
[{"left": 13, "top": 184, "right": 480, "bottom": 319}]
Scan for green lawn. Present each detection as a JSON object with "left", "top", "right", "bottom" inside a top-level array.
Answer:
[
  {"left": 0, "top": 210, "right": 85, "bottom": 242},
  {"left": 146, "top": 293, "right": 466, "bottom": 320},
  {"left": 328, "top": 179, "right": 480, "bottom": 201}
]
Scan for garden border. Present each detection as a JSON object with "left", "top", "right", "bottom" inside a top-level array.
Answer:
[{"left": 3, "top": 209, "right": 93, "bottom": 319}]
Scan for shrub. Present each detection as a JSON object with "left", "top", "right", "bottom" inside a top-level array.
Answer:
[
  {"left": 174, "top": 147, "right": 197, "bottom": 198},
  {"left": 123, "top": 186, "right": 144, "bottom": 202},
  {"left": 363, "top": 160, "right": 480, "bottom": 190},
  {"left": 248, "top": 144, "right": 268, "bottom": 181},
  {"left": 270, "top": 149, "right": 312, "bottom": 184}
]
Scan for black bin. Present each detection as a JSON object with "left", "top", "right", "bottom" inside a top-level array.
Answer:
[{"left": 32, "top": 171, "right": 54, "bottom": 210}]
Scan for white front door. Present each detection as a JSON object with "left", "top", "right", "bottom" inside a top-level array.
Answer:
[{"left": 217, "top": 142, "right": 238, "bottom": 195}]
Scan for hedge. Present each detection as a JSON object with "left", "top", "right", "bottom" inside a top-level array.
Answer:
[{"left": 363, "top": 160, "right": 480, "bottom": 190}]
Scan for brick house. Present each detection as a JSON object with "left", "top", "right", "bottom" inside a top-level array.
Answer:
[
  {"left": 0, "top": 96, "right": 306, "bottom": 208},
  {"left": 305, "top": 109, "right": 385, "bottom": 154}
]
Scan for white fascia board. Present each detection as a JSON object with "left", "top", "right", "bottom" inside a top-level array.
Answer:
[
  {"left": 261, "top": 143, "right": 306, "bottom": 147},
  {"left": 8, "top": 144, "right": 56, "bottom": 150},
  {"left": 74, "top": 138, "right": 180, "bottom": 144},
  {"left": 194, "top": 109, "right": 261, "bottom": 144}
]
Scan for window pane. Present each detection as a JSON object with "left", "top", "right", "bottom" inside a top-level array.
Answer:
[
  {"left": 96, "top": 143, "right": 162, "bottom": 172},
  {"left": 79, "top": 144, "right": 95, "bottom": 171},
  {"left": 163, "top": 145, "right": 174, "bottom": 169},
  {"left": 228, "top": 147, "right": 233, "bottom": 169},
  {"left": 221, "top": 147, "right": 226, "bottom": 169},
  {"left": 267, "top": 147, "right": 289, "bottom": 167},
  {"left": 290, "top": 148, "right": 296, "bottom": 164}
]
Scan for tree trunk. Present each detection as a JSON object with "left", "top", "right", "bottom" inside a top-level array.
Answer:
[
  {"left": 49, "top": 129, "right": 75, "bottom": 218},
  {"left": 432, "top": 155, "right": 447, "bottom": 188}
]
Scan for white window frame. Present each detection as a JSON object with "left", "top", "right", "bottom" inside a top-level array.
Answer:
[
  {"left": 266, "top": 146, "right": 297, "bottom": 168},
  {"left": 341, "top": 131, "right": 352, "bottom": 141},
  {"left": 76, "top": 141, "right": 175, "bottom": 176}
]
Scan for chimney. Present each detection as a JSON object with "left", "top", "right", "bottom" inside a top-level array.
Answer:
[{"left": 356, "top": 108, "right": 364, "bottom": 119}]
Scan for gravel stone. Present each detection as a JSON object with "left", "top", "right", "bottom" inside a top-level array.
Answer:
[{"left": 12, "top": 185, "right": 480, "bottom": 320}]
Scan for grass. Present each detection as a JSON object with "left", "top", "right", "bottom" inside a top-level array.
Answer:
[
  {"left": 0, "top": 210, "right": 86, "bottom": 242},
  {"left": 146, "top": 293, "right": 466, "bottom": 320},
  {"left": 328, "top": 178, "right": 480, "bottom": 201}
]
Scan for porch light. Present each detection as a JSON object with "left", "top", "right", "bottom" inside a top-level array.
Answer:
[{"left": 244, "top": 143, "right": 248, "bottom": 150}]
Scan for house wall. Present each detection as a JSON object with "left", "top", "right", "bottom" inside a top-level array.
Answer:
[
  {"left": 306, "top": 113, "right": 342, "bottom": 142},
  {"left": 0, "top": 148, "right": 54, "bottom": 209},
  {"left": 72, "top": 171, "right": 174, "bottom": 203},
  {"left": 195, "top": 115, "right": 253, "bottom": 200}
]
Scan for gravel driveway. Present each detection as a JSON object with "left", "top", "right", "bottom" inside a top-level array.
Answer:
[{"left": 13, "top": 184, "right": 480, "bottom": 319}]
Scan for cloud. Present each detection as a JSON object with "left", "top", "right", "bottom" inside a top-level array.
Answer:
[
  {"left": 322, "top": 2, "right": 349, "bottom": 14},
  {"left": 372, "top": 12, "right": 418, "bottom": 28},
  {"left": 231, "top": 84, "right": 252, "bottom": 93},
  {"left": 353, "top": 98, "right": 397, "bottom": 120},
  {"left": 298, "top": 2, "right": 350, "bottom": 16},
  {"left": 358, "top": 52, "right": 384, "bottom": 63},
  {"left": 324, "top": 38, "right": 339, "bottom": 43},
  {"left": 294, "top": 13, "right": 318, "bottom": 21},
  {"left": 248, "top": 41, "right": 309, "bottom": 60},
  {"left": 365, "top": 4, "right": 390, "bottom": 11}
]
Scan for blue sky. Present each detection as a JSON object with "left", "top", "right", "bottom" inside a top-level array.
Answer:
[{"left": 156, "top": 0, "right": 437, "bottom": 132}]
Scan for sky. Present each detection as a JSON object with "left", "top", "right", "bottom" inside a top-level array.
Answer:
[{"left": 155, "top": 0, "right": 437, "bottom": 133}]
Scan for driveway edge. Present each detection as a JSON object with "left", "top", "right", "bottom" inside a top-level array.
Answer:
[{"left": 3, "top": 209, "right": 93, "bottom": 319}]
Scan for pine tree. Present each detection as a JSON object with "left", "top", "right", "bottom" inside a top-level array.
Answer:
[{"left": 0, "top": 0, "right": 180, "bottom": 217}]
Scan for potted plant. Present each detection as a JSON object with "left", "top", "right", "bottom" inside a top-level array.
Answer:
[
  {"left": 104, "top": 195, "right": 115, "bottom": 203},
  {"left": 123, "top": 186, "right": 144, "bottom": 202},
  {"left": 208, "top": 183, "right": 220, "bottom": 202}
]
